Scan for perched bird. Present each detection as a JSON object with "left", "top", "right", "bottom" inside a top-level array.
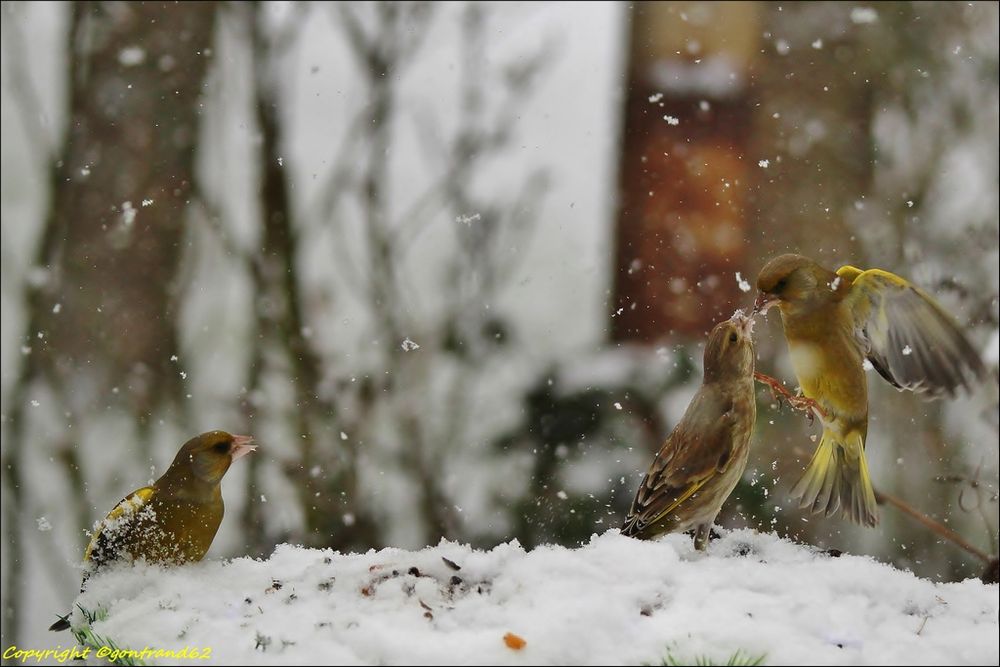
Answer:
[
  {"left": 623, "top": 312, "right": 756, "bottom": 550},
  {"left": 49, "top": 430, "right": 255, "bottom": 631},
  {"left": 755, "top": 254, "right": 986, "bottom": 527}
]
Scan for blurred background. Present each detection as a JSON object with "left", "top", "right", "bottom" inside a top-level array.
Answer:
[{"left": 1, "top": 0, "right": 997, "bottom": 654}]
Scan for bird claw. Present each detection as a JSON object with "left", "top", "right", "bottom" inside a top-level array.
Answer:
[
  {"left": 753, "top": 372, "right": 826, "bottom": 421},
  {"left": 786, "top": 394, "right": 824, "bottom": 424}
]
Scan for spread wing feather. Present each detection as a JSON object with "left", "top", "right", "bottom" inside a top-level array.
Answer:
[{"left": 839, "top": 266, "right": 985, "bottom": 398}]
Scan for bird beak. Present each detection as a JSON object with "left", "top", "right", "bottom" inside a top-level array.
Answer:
[
  {"left": 728, "top": 309, "right": 755, "bottom": 337},
  {"left": 230, "top": 434, "right": 257, "bottom": 461},
  {"left": 753, "top": 292, "right": 777, "bottom": 315}
]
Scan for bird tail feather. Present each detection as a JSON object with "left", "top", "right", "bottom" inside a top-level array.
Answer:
[{"left": 790, "top": 429, "right": 878, "bottom": 527}]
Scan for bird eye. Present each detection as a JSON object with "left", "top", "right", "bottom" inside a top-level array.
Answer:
[
  {"left": 775, "top": 278, "right": 788, "bottom": 291},
  {"left": 729, "top": 333, "right": 738, "bottom": 343},
  {"left": 213, "top": 442, "right": 230, "bottom": 454}
]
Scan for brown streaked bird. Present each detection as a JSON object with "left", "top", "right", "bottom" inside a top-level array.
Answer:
[
  {"left": 622, "top": 312, "right": 756, "bottom": 550},
  {"left": 49, "top": 430, "right": 256, "bottom": 631},
  {"left": 755, "top": 254, "right": 986, "bottom": 527}
]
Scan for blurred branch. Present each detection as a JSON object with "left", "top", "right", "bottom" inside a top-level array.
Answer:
[
  {"left": 0, "top": 3, "right": 85, "bottom": 650},
  {"left": 247, "top": 1, "right": 379, "bottom": 550},
  {"left": 874, "top": 488, "right": 992, "bottom": 564}
]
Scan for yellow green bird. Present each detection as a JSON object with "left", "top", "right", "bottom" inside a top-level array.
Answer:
[
  {"left": 754, "top": 254, "right": 986, "bottom": 527},
  {"left": 623, "top": 312, "right": 756, "bottom": 550},
  {"left": 49, "top": 430, "right": 256, "bottom": 631}
]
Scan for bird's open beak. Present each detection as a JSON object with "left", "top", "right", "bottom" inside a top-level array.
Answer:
[
  {"left": 753, "top": 292, "right": 778, "bottom": 315},
  {"left": 230, "top": 434, "right": 257, "bottom": 461}
]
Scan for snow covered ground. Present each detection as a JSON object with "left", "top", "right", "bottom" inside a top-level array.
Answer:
[{"left": 63, "top": 529, "right": 997, "bottom": 665}]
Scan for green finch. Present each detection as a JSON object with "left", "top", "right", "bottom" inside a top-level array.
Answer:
[
  {"left": 754, "top": 254, "right": 986, "bottom": 527},
  {"left": 623, "top": 312, "right": 756, "bottom": 550},
  {"left": 49, "top": 430, "right": 256, "bottom": 631}
]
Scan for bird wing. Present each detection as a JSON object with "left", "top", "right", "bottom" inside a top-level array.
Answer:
[
  {"left": 624, "top": 391, "right": 738, "bottom": 533},
  {"left": 839, "top": 266, "right": 986, "bottom": 397},
  {"left": 83, "top": 486, "right": 156, "bottom": 565}
]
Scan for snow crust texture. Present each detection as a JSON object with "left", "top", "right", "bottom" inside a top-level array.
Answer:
[{"left": 75, "top": 529, "right": 999, "bottom": 665}]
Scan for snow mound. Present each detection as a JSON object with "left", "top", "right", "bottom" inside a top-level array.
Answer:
[{"left": 72, "top": 530, "right": 998, "bottom": 665}]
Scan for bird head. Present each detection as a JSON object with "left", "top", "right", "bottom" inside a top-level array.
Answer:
[
  {"left": 754, "top": 254, "right": 837, "bottom": 315},
  {"left": 171, "top": 430, "right": 257, "bottom": 487},
  {"left": 703, "top": 312, "right": 754, "bottom": 382}
]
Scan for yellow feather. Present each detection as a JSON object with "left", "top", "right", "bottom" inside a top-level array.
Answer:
[
  {"left": 83, "top": 487, "right": 155, "bottom": 562},
  {"left": 644, "top": 477, "right": 709, "bottom": 527},
  {"left": 835, "top": 264, "right": 864, "bottom": 283}
]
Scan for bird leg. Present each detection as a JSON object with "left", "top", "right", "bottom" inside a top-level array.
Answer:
[
  {"left": 753, "top": 372, "right": 827, "bottom": 423},
  {"left": 693, "top": 524, "right": 711, "bottom": 552}
]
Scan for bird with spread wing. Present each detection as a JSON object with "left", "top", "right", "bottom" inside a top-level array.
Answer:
[{"left": 754, "top": 254, "right": 986, "bottom": 527}]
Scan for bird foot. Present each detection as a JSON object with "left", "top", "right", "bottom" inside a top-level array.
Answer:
[{"left": 753, "top": 372, "right": 827, "bottom": 423}]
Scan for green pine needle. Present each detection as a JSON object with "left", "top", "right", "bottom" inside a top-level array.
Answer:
[
  {"left": 651, "top": 648, "right": 766, "bottom": 666},
  {"left": 71, "top": 604, "right": 146, "bottom": 667}
]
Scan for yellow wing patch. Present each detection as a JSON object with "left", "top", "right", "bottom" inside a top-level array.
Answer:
[
  {"left": 643, "top": 477, "right": 709, "bottom": 528},
  {"left": 843, "top": 267, "right": 985, "bottom": 396},
  {"left": 835, "top": 265, "right": 864, "bottom": 284},
  {"left": 83, "top": 487, "right": 155, "bottom": 563}
]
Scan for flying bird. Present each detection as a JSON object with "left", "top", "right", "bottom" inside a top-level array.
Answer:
[{"left": 755, "top": 254, "right": 985, "bottom": 526}]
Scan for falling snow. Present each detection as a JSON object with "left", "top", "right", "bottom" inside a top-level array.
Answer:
[
  {"left": 401, "top": 338, "right": 420, "bottom": 352},
  {"left": 736, "top": 272, "right": 752, "bottom": 293},
  {"left": 850, "top": 7, "right": 879, "bottom": 24},
  {"left": 121, "top": 201, "right": 136, "bottom": 227},
  {"left": 117, "top": 46, "right": 146, "bottom": 67},
  {"left": 456, "top": 213, "right": 481, "bottom": 225}
]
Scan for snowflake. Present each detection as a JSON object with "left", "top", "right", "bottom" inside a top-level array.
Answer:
[
  {"left": 118, "top": 46, "right": 146, "bottom": 67},
  {"left": 850, "top": 7, "right": 878, "bottom": 24},
  {"left": 736, "top": 272, "right": 751, "bottom": 293}
]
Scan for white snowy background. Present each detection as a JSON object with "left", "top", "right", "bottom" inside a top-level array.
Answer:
[{"left": 1, "top": 2, "right": 998, "bottom": 664}]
